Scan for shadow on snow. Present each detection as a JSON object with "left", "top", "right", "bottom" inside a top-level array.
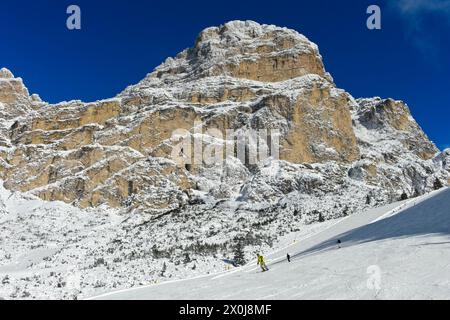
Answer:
[{"left": 291, "top": 188, "right": 450, "bottom": 261}]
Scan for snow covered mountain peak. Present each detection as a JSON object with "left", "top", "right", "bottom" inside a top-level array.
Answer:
[
  {"left": 137, "top": 20, "right": 332, "bottom": 86},
  {"left": 1, "top": 21, "right": 448, "bottom": 213},
  {"left": 0, "top": 68, "right": 14, "bottom": 79},
  {"left": 0, "top": 67, "right": 34, "bottom": 148},
  {"left": 0, "top": 67, "right": 30, "bottom": 106},
  {"left": 353, "top": 97, "right": 438, "bottom": 160}
]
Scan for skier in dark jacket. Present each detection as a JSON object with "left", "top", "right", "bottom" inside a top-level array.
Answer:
[{"left": 287, "top": 253, "right": 291, "bottom": 262}]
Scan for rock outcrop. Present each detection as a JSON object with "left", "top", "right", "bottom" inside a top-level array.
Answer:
[{"left": 147, "top": 20, "right": 333, "bottom": 84}]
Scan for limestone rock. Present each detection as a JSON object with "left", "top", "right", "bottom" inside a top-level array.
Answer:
[
  {"left": 355, "top": 97, "right": 437, "bottom": 160},
  {"left": 0, "top": 21, "right": 447, "bottom": 214},
  {"left": 0, "top": 68, "right": 31, "bottom": 115},
  {"left": 132, "top": 20, "right": 333, "bottom": 86},
  {"left": 0, "top": 68, "right": 14, "bottom": 79}
]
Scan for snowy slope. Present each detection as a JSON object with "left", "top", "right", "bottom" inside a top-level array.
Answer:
[
  {"left": 89, "top": 187, "right": 450, "bottom": 300},
  {"left": 1, "top": 178, "right": 351, "bottom": 300}
]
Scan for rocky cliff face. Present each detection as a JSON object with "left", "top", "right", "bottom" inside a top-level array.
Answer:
[
  {"left": 0, "top": 20, "right": 448, "bottom": 216},
  {"left": 147, "top": 20, "right": 333, "bottom": 84},
  {"left": 0, "top": 68, "right": 31, "bottom": 148},
  {"left": 349, "top": 97, "right": 448, "bottom": 196}
]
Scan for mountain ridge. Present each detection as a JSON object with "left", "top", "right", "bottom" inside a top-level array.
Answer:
[{"left": 1, "top": 21, "right": 447, "bottom": 213}]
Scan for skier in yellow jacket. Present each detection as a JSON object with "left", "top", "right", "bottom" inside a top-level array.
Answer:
[{"left": 257, "top": 254, "right": 269, "bottom": 272}]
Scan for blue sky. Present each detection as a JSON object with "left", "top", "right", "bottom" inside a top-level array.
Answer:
[{"left": 0, "top": 0, "right": 448, "bottom": 149}]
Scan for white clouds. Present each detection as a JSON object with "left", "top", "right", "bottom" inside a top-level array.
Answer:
[
  {"left": 389, "top": 0, "right": 450, "bottom": 60},
  {"left": 390, "top": 0, "right": 450, "bottom": 27},
  {"left": 394, "top": 0, "right": 450, "bottom": 15}
]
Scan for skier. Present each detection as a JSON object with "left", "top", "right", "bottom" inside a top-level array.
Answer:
[
  {"left": 337, "top": 239, "right": 341, "bottom": 249},
  {"left": 287, "top": 253, "right": 291, "bottom": 262},
  {"left": 257, "top": 254, "right": 269, "bottom": 272}
]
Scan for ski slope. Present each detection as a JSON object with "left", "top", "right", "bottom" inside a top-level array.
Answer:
[{"left": 88, "top": 187, "right": 450, "bottom": 300}]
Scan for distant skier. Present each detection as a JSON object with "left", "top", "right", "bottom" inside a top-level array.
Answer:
[
  {"left": 337, "top": 239, "right": 341, "bottom": 249},
  {"left": 287, "top": 253, "right": 291, "bottom": 262},
  {"left": 257, "top": 254, "right": 269, "bottom": 272}
]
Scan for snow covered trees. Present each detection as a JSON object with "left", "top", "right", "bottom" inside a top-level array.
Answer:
[
  {"left": 160, "top": 262, "right": 167, "bottom": 277},
  {"left": 434, "top": 178, "right": 444, "bottom": 190},
  {"left": 318, "top": 212, "right": 325, "bottom": 222},
  {"left": 233, "top": 240, "right": 246, "bottom": 266}
]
